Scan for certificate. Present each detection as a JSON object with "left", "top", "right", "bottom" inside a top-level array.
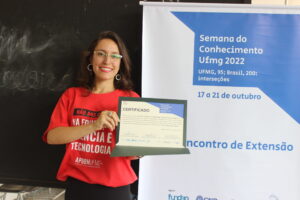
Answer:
[{"left": 110, "top": 97, "right": 190, "bottom": 157}]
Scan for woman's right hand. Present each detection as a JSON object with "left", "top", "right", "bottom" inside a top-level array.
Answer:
[{"left": 93, "top": 111, "right": 119, "bottom": 131}]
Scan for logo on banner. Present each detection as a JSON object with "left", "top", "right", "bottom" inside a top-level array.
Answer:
[
  {"left": 196, "top": 195, "right": 218, "bottom": 200},
  {"left": 168, "top": 193, "right": 189, "bottom": 200}
]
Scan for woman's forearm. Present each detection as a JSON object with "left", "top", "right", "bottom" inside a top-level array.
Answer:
[
  {"left": 47, "top": 111, "right": 119, "bottom": 145},
  {"left": 47, "top": 124, "right": 96, "bottom": 145}
]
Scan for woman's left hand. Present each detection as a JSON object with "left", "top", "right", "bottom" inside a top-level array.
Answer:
[{"left": 93, "top": 110, "right": 119, "bottom": 131}]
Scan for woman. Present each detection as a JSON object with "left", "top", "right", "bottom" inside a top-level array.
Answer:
[{"left": 43, "top": 31, "right": 139, "bottom": 200}]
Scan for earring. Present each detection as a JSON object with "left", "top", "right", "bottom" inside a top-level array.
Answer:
[
  {"left": 115, "top": 74, "right": 121, "bottom": 81},
  {"left": 87, "top": 64, "right": 93, "bottom": 71}
]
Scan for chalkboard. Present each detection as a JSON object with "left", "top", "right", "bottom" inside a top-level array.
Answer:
[
  {"left": 0, "top": 0, "right": 142, "bottom": 188},
  {"left": 0, "top": 0, "right": 249, "bottom": 190}
]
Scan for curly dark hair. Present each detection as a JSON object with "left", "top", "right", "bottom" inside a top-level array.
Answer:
[{"left": 78, "top": 31, "right": 134, "bottom": 91}]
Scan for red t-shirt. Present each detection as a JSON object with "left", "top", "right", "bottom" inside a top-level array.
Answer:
[{"left": 43, "top": 87, "right": 139, "bottom": 187}]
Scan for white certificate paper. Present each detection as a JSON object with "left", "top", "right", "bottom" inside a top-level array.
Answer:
[{"left": 111, "top": 97, "right": 189, "bottom": 157}]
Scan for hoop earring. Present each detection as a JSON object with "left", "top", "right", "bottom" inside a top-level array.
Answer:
[
  {"left": 115, "top": 74, "right": 121, "bottom": 81},
  {"left": 87, "top": 64, "right": 93, "bottom": 71}
]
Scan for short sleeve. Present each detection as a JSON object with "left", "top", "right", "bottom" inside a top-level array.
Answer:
[{"left": 42, "top": 88, "right": 73, "bottom": 143}]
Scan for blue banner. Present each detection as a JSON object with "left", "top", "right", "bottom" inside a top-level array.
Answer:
[{"left": 173, "top": 12, "right": 300, "bottom": 123}]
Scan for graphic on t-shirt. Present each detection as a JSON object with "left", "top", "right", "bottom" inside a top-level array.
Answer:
[
  {"left": 73, "top": 108, "right": 100, "bottom": 118},
  {"left": 71, "top": 108, "right": 113, "bottom": 168},
  {"left": 48, "top": 88, "right": 138, "bottom": 185}
]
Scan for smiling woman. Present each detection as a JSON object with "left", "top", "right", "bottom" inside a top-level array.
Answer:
[
  {"left": 43, "top": 31, "right": 140, "bottom": 200},
  {"left": 90, "top": 38, "right": 121, "bottom": 90},
  {"left": 78, "top": 31, "right": 134, "bottom": 94}
]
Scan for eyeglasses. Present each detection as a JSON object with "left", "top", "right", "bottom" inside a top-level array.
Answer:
[{"left": 93, "top": 50, "right": 123, "bottom": 60}]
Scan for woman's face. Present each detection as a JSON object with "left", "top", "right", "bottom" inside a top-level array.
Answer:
[{"left": 91, "top": 38, "right": 121, "bottom": 83}]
